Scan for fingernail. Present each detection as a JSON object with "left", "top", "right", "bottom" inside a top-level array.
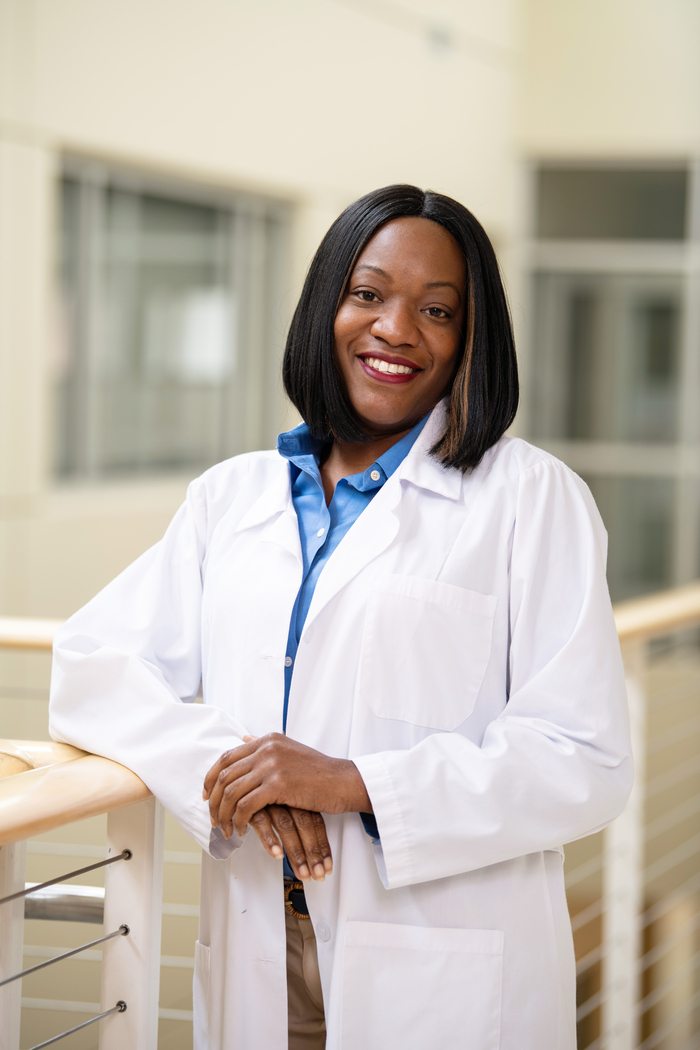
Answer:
[
  {"left": 298, "top": 864, "right": 310, "bottom": 880},
  {"left": 210, "top": 817, "right": 217, "bottom": 827},
  {"left": 313, "top": 864, "right": 325, "bottom": 881},
  {"left": 323, "top": 857, "right": 333, "bottom": 873},
  {"left": 271, "top": 845, "right": 283, "bottom": 858}
]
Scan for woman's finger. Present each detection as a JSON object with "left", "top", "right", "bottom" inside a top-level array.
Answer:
[
  {"left": 207, "top": 756, "right": 256, "bottom": 826},
  {"left": 288, "top": 807, "right": 330, "bottom": 881},
  {"left": 203, "top": 740, "right": 257, "bottom": 800},
  {"left": 248, "top": 809, "right": 284, "bottom": 859},
  {"left": 265, "top": 805, "right": 312, "bottom": 880},
  {"left": 309, "top": 810, "right": 333, "bottom": 874},
  {"left": 217, "top": 770, "right": 263, "bottom": 833}
]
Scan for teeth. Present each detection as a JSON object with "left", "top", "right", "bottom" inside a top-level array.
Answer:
[{"left": 364, "top": 356, "right": 417, "bottom": 375}]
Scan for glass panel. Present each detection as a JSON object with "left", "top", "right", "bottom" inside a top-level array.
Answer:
[
  {"left": 96, "top": 187, "right": 236, "bottom": 474},
  {"left": 584, "top": 476, "right": 675, "bottom": 601},
  {"left": 536, "top": 168, "right": 687, "bottom": 240},
  {"left": 531, "top": 273, "right": 682, "bottom": 443},
  {"left": 55, "top": 177, "right": 286, "bottom": 478}
]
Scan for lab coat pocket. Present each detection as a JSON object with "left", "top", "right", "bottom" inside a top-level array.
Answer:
[
  {"left": 193, "top": 940, "right": 210, "bottom": 1050},
  {"left": 359, "top": 574, "right": 497, "bottom": 730},
  {"left": 341, "top": 922, "right": 503, "bottom": 1050}
]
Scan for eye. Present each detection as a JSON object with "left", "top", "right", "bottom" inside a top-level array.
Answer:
[
  {"left": 426, "top": 306, "right": 450, "bottom": 319},
  {"left": 352, "top": 288, "right": 380, "bottom": 302}
]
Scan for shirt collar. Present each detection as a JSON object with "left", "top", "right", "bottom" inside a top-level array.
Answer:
[
  {"left": 276, "top": 415, "right": 430, "bottom": 492},
  {"left": 276, "top": 423, "right": 327, "bottom": 462},
  {"left": 353, "top": 414, "right": 429, "bottom": 491}
]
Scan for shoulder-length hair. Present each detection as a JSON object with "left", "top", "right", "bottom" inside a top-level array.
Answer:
[{"left": 282, "top": 184, "right": 519, "bottom": 472}]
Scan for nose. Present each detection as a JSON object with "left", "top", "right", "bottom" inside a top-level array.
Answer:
[{"left": 369, "top": 298, "right": 419, "bottom": 347}]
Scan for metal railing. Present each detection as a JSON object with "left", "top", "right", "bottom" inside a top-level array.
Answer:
[
  {"left": 2, "top": 585, "right": 700, "bottom": 1049},
  {"left": 0, "top": 734, "right": 163, "bottom": 1050},
  {"left": 567, "top": 581, "right": 700, "bottom": 1050}
]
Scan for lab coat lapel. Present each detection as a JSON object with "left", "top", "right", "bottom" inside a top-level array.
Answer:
[
  {"left": 302, "top": 477, "right": 402, "bottom": 633},
  {"left": 232, "top": 458, "right": 302, "bottom": 564},
  {"left": 302, "top": 402, "right": 461, "bottom": 633}
]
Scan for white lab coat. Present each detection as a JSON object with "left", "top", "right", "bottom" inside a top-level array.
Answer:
[{"left": 49, "top": 403, "right": 632, "bottom": 1050}]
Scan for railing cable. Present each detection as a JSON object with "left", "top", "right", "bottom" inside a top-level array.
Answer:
[
  {"left": 27, "top": 1001, "right": 127, "bottom": 1050},
  {"left": 0, "top": 924, "right": 129, "bottom": 987},
  {"left": 0, "top": 849, "right": 131, "bottom": 907}
]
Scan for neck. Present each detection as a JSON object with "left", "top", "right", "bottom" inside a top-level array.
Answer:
[{"left": 320, "top": 427, "right": 414, "bottom": 506}]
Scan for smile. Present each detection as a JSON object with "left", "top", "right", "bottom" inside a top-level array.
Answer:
[
  {"left": 358, "top": 355, "right": 422, "bottom": 385},
  {"left": 362, "top": 356, "right": 418, "bottom": 375}
]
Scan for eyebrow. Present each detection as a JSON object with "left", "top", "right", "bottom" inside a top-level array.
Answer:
[{"left": 354, "top": 265, "right": 462, "bottom": 297}]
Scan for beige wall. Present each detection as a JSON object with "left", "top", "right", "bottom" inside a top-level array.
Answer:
[
  {"left": 0, "top": 0, "right": 516, "bottom": 620},
  {"left": 518, "top": 0, "right": 700, "bottom": 156}
]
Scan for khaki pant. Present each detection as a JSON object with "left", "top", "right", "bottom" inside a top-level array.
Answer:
[{"left": 286, "top": 909, "right": 326, "bottom": 1050}]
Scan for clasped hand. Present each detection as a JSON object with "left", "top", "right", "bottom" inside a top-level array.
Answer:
[{"left": 203, "top": 734, "right": 371, "bottom": 883}]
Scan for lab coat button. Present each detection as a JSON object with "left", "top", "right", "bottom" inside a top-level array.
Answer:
[
  {"left": 316, "top": 922, "right": 331, "bottom": 943},
  {"left": 284, "top": 656, "right": 293, "bottom": 667}
]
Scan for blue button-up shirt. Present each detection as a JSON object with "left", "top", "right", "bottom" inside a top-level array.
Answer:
[{"left": 276, "top": 415, "right": 428, "bottom": 867}]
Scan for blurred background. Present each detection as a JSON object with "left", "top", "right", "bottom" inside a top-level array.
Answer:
[
  {"left": 2, "top": 0, "right": 699, "bottom": 622},
  {"left": 1, "top": 1, "right": 699, "bottom": 1047}
]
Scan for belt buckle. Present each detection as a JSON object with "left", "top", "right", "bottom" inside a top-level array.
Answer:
[{"left": 284, "top": 879, "right": 308, "bottom": 918}]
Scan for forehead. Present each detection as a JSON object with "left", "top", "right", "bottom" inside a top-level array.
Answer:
[{"left": 353, "top": 217, "right": 465, "bottom": 282}]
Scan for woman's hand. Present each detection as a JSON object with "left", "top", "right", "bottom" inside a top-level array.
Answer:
[
  {"left": 249, "top": 804, "right": 332, "bottom": 882},
  {"left": 202, "top": 733, "right": 372, "bottom": 846}
]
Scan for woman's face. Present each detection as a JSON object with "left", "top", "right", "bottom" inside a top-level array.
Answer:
[{"left": 333, "top": 216, "right": 467, "bottom": 437}]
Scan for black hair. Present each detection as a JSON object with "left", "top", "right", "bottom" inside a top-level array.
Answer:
[{"left": 282, "top": 184, "right": 519, "bottom": 472}]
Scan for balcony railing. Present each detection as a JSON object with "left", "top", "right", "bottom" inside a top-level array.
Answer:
[
  {"left": 0, "top": 737, "right": 163, "bottom": 1050},
  {"left": 1, "top": 584, "right": 700, "bottom": 1049}
]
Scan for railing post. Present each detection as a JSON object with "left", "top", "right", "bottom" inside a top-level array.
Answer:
[
  {"left": 99, "top": 797, "right": 164, "bottom": 1050},
  {"left": 601, "top": 638, "right": 647, "bottom": 1050},
  {"left": 0, "top": 840, "right": 26, "bottom": 1050}
]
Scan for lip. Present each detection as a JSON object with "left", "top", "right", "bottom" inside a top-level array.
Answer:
[{"left": 356, "top": 351, "right": 423, "bottom": 385}]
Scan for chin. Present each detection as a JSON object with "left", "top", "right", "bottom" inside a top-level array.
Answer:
[{"left": 356, "top": 407, "right": 416, "bottom": 435}]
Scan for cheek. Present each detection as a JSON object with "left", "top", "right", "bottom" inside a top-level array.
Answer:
[
  {"left": 433, "top": 332, "right": 462, "bottom": 377},
  {"left": 333, "top": 304, "right": 356, "bottom": 349}
]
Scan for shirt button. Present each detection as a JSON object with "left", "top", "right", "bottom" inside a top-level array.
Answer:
[
  {"left": 284, "top": 656, "right": 293, "bottom": 667},
  {"left": 317, "top": 528, "right": 325, "bottom": 538},
  {"left": 316, "top": 922, "right": 331, "bottom": 943},
  {"left": 370, "top": 470, "right": 381, "bottom": 482}
]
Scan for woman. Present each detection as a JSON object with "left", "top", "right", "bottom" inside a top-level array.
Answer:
[{"left": 50, "top": 185, "right": 632, "bottom": 1050}]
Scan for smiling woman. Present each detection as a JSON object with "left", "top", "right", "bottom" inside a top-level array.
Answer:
[
  {"left": 283, "top": 185, "right": 518, "bottom": 472},
  {"left": 50, "top": 185, "right": 631, "bottom": 1050}
]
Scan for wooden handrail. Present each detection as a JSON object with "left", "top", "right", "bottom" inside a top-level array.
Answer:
[
  {"left": 3, "top": 580, "right": 700, "bottom": 655},
  {"left": 0, "top": 580, "right": 699, "bottom": 843},
  {"left": 0, "top": 617, "right": 62, "bottom": 650},
  {"left": 613, "top": 581, "right": 700, "bottom": 643},
  {"left": 0, "top": 747, "right": 151, "bottom": 846}
]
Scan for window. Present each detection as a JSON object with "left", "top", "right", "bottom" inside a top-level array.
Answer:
[
  {"left": 535, "top": 167, "right": 688, "bottom": 240},
  {"left": 532, "top": 274, "right": 681, "bottom": 444},
  {"left": 526, "top": 163, "right": 700, "bottom": 600},
  {"left": 55, "top": 161, "right": 291, "bottom": 478}
]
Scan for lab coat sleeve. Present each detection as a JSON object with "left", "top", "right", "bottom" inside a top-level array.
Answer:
[
  {"left": 49, "top": 476, "right": 245, "bottom": 858},
  {"left": 354, "top": 457, "right": 633, "bottom": 890}
]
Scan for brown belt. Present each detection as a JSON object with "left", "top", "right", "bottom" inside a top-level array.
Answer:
[{"left": 284, "top": 878, "right": 309, "bottom": 918}]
